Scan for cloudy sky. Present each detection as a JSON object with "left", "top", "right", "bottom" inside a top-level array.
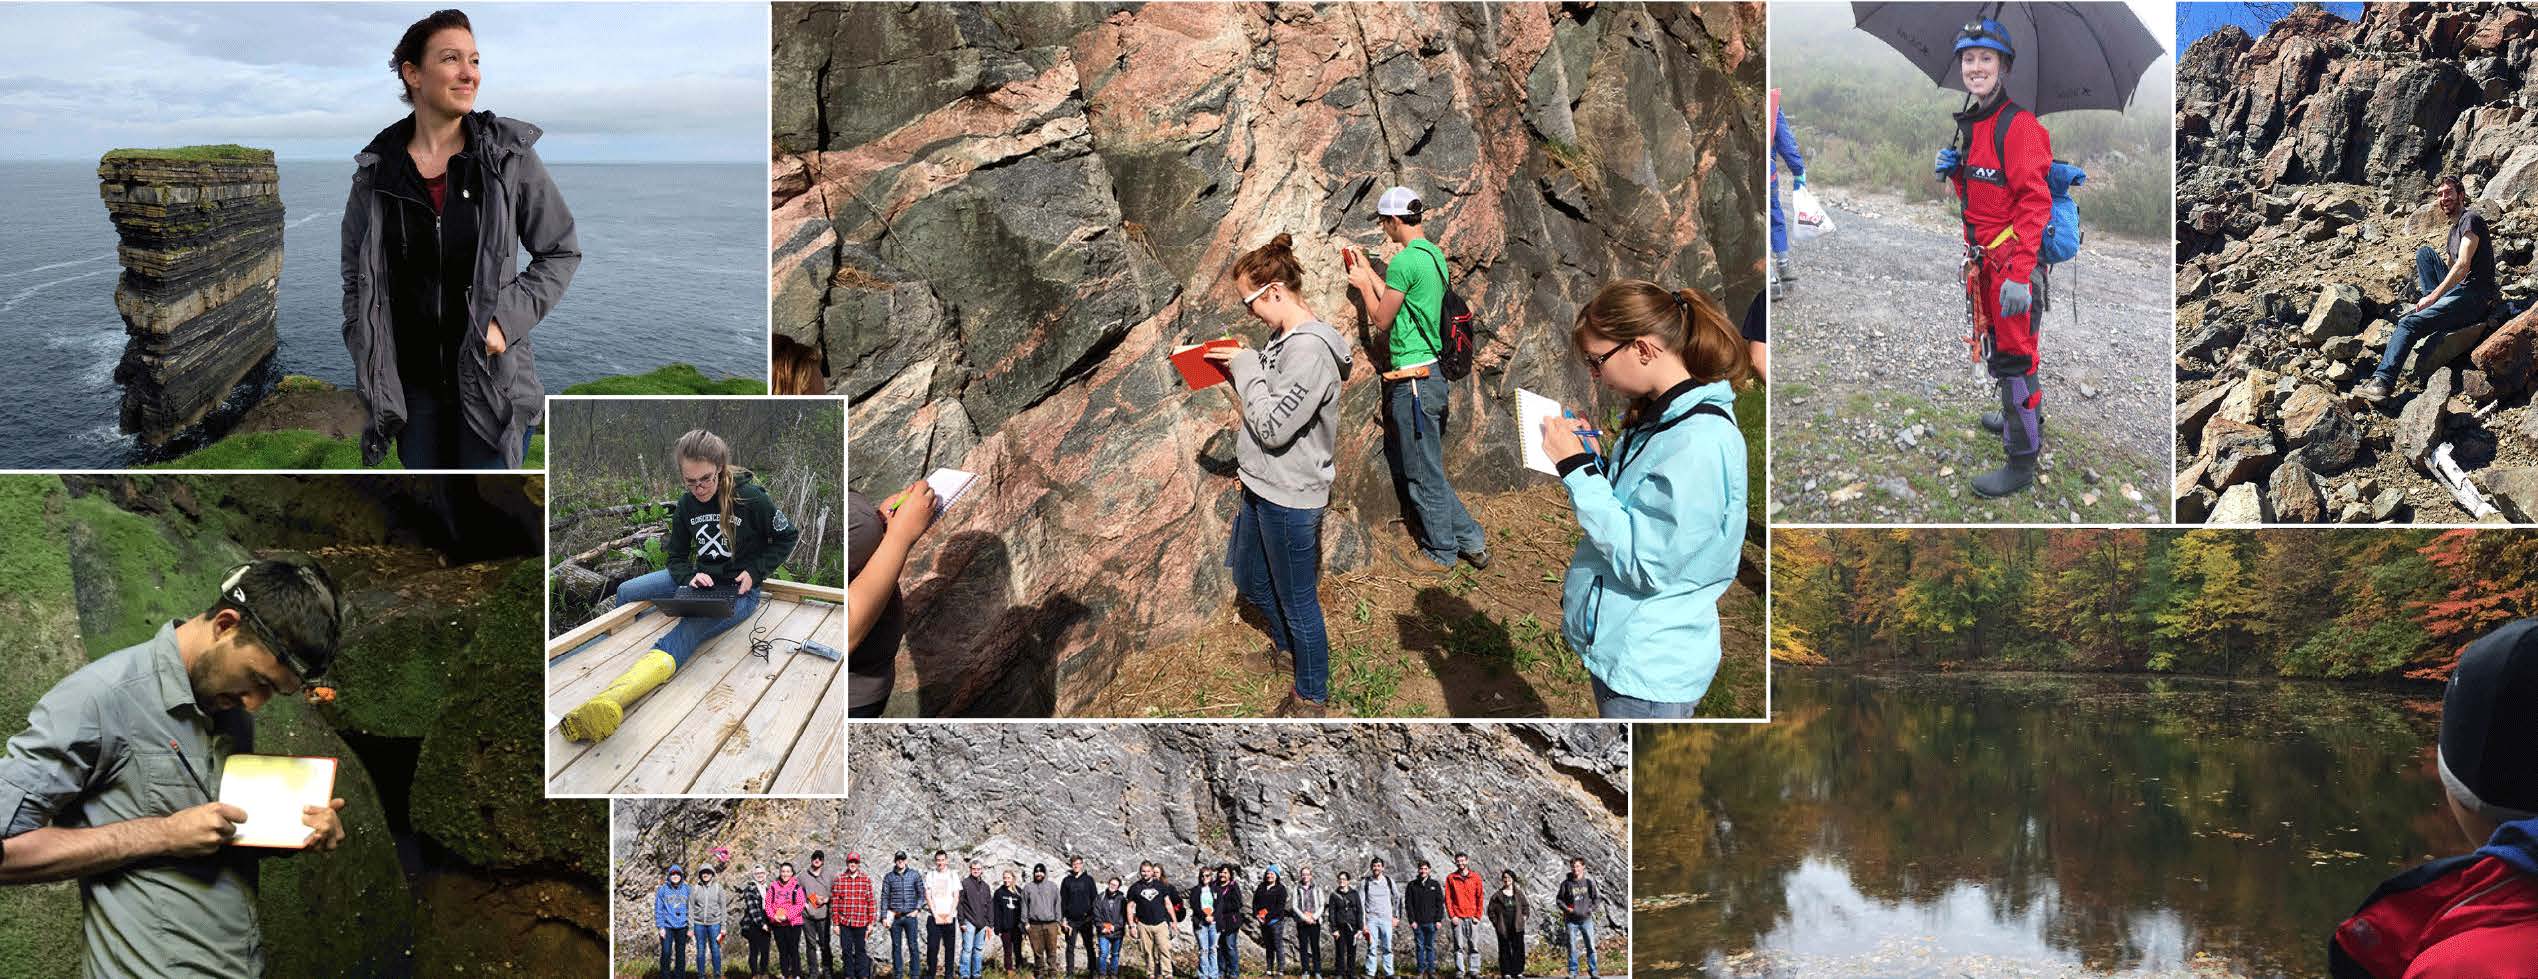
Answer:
[{"left": 0, "top": 2, "right": 766, "bottom": 161}]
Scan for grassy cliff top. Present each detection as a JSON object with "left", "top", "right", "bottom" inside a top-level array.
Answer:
[{"left": 101, "top": 144, "right": 274, "bottom": 163}]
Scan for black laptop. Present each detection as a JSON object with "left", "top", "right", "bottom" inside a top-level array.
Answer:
[{"left": 654, "top": 581, "right": 741, "bottom": 618}]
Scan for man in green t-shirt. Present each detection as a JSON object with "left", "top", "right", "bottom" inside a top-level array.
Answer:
[{"left": 1344, "top": 186, "right": 1489, "bottom": 572}]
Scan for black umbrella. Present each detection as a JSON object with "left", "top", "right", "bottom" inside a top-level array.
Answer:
[{"left": 1850, "top": 2, "right": 2165, "bottom": 115}]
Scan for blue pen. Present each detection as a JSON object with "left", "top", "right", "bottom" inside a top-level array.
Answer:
[{"left": 1562, "top": 410, "right": 1603, "bottom": 455}]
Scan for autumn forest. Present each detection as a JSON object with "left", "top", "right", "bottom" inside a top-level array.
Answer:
[{"left": 1771, "top": 528, "right": 2538, "bottom": 683}]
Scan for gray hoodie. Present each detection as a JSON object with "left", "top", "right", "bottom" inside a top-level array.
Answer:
[
  {"left": 1362, "top": 873, "right": 1398, "bottom": 923},
  {"left": 692, "top": 880, "right": 729, "bottom": 927},
  {"left": 343, "top": 111, "right": 579, "bottom": 469},
  {"left": 1224, "top": 319, "right": 1353, "bottom": 509}
]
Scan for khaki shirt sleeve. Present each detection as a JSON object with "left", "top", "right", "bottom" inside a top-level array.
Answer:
[{"left": 0, "top": 679, "right": 105, "bottom": 838}]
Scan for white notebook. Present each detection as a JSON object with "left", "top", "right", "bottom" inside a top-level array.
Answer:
[{"left": 217, "top": 754, "right": 337, "bottom": 849}]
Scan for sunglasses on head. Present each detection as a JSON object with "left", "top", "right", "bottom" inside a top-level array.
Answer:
[{"left": 1242, "top": 280, "right": 1276, "bottom": 304}]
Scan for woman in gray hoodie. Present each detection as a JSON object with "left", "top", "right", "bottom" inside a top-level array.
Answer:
[
  {"left": 1203, "top": 233, "right": 1353, "bottom": 719},
  {"left": 345, "top": 9, "right": 579, "bottom": 469},
  {"left": 693, "top": 865, "right": 731, "bottom": 979}
]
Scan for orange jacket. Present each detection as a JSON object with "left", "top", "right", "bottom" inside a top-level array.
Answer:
[{"left": 1444, "top": 870, "right": 1484, "bottom": 919}]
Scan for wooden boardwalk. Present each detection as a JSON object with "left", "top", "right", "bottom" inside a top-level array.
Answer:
[{"left": 544, "top": 579, "right": 846, "bottom": 795}]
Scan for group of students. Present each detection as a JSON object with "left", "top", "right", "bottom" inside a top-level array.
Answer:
[
  {"left": 647, "top": 849, "right": 1609, "bottom": 979},
  {"left": 847, "top": 183, "right": 1756, "bottom": 719}
]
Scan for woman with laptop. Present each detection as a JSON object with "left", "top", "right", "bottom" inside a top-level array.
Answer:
[{"left": 559, "top": 428, "right": 802, "bottom": 741}]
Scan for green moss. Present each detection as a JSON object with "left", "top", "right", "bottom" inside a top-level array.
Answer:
[
  {"left": 275, "top": 374, "right": 336, "bottom": 393},
  {"left": 0, "top": 478, "right": 85, "bottom": 977},
  {"left": 101, "top": 144, "right": 273, "bottom": 163},
  {"left": 63, "top": 494, "right": 249, "bottom": 655},
  {"left": 328, "top": 598, "right": 477, "bottom": 741},
  {"left": 413, "top": 561, "right": 606, "bottom": 875},
  {"left": 252, "top": 695, "right": 415, "bottom": 977},
  {"left": 560, "top": 364, "right": 768, "bottom": 396}
]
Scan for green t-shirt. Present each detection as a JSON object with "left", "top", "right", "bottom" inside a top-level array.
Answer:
[{"left": 1383, "top": 237, "right": 1448, "bottom": 369}]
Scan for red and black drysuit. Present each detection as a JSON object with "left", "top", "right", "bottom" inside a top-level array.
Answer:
[{"left": 1948, "top": 97, "right": 2055, "bottom": 462}]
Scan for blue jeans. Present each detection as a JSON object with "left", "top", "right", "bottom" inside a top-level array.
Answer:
[
  {"left": 1199, "top": 923, "right": 1221, "bottom": 979},
  {"left": 892, "top": 913, "right": 926, "bottom": 978},
  {"left": 1564, "top": 920, "right": 1596, "bottom": 976},
  {"left": 1218, "top": 924, "right": 1241, "bottom": 977},
  {"left": 1365, "top": 918, "right": 1395, "bottom": 976},
  {"left": 1229, "top": 490, "right": 1330, "bottom": 703},
  {"left": 2375, "top": 245, "right": 2491, "bottom": 381},
  {"left": 661, "top": 925, "right": 692, "bottom": 978},
  {"left": 1592, "top": 676, "right": 1698, "bottom": 719},
  {"left": 1769, "top": 177, "right": 1788, "bottom": 254},
  {"left": 1098, "top": 932, "right": 1122, "bottom": 974},
  {"left": 616, "top": 568, "right": 766, "bottom": 667},
  {"left": 1412, "top": 923, "right": 1438, "bottom": 974},
  {"left": 1384, "top": 374, "right": 1484, "bottom": 566},
  {"left": 960, "top": 921, "right": 987, "bottom": 978},
  {"left": 696, "top": 923, "right": 724, "bottom": 976}
]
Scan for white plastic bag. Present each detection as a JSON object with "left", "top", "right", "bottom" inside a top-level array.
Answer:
[{"left": 1790, "top": 187, "right": 1833, "bottom": 240}]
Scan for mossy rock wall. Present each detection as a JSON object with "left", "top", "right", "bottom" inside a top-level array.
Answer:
[{"left": 0, "top": 478, "right": 88, "bottom": 976}]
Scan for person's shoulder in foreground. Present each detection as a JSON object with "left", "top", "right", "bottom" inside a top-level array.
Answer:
[{"left": 2333, "top": 618, "right": 2538, "bottom": 978}]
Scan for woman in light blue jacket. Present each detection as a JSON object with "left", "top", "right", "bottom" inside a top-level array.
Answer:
[{"left": 1540, "top": 281, "right": 1752, "bottom": 718}]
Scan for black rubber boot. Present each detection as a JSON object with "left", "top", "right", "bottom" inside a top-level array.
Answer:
[
  {"left": 1979, "top": 411, "right": 2003, "bottom": 434},
  {"left": 1972, "top": 454, "right": 2037, "bottom": 498}
]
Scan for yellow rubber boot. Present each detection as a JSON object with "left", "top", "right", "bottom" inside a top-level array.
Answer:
[{"left": 560, "top": 650, "right": 676, "bottom": 742}]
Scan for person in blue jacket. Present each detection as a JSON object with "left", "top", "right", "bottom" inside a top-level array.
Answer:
[
  {"left": 656, "top": 863, "right": 695, "bottom": 979},
  {"left": 1769, "top": 107, "right": 1806, "bottom": 298},
  {"left": 1540, "top": 281, "right": 1753, "bottom": 718}
]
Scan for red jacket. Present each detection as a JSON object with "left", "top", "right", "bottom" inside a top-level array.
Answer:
[
  {"left": 1948, "top": 98, "right": 2054, "bottom": 286},
  {"left": 1444, "top": 871, "right": 1484, "bottom": 919},
  {"left": 2333, "top": 817, "right": 2538, "bottom": 978}
]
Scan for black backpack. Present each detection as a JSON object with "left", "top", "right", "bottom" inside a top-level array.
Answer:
[{"left": 1415, "top": 245, "right": 1477, "bottom": 381}]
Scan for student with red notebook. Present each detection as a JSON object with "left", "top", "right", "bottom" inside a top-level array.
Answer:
[{"left": 1201, "top": 233, "right": 1354, "bottom": 718}]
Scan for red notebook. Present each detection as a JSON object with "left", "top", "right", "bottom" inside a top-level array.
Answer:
[{"left": 1170, "top": 338, "right": 1241, "bottom": 390}]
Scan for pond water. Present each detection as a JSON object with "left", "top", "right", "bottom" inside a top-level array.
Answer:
[{"left": 1634, "top": 668, "right": 2463, "bottom": 978}]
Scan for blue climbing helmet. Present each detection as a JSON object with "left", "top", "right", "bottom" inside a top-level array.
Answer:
[{"left": 1955, "top": 18, "right": 2015, "bottom": 64}]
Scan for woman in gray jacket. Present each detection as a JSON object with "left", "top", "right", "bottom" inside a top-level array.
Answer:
[
  {"left": 344, "top": 8, "right": 578, "bottom": 469},
  {"left": 694, "top": 865, "right": 731, "bottom": 979}
]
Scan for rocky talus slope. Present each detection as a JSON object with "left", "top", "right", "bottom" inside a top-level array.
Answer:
[
  {"left": 98, "top": 147, "right": 283, "bottom": 446},
  {"left": 788, "top": 1, "right": 1765, "bottom": 713},
  {"left": 2174, "top": 3, "right": 2538, "bottom": 523},
  {"left": 615, "top": 724, "right": 1629, "bottom": 968}
]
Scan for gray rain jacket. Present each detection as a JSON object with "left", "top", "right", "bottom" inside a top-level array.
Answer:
[{"left": 342, "top": 111, "right": 579, "bottom": 468}]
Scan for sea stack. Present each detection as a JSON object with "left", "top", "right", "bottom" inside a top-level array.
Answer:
[{"left": 98, "top": 145, "right": 282, "bottom": 445}]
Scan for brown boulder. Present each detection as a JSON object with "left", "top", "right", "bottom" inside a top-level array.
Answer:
[
  {"left": 2202, "top": 417, "right": 2281, "bottom": 489},
  {"left": 2469, "top": 303, "right": 2538, "bottom": 397}
]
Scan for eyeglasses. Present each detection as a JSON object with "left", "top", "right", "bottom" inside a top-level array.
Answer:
[
  {"left": 1242, "top": 280, "right": 1276, "bottom": 305},
  {"left": 1583, "top": 339, "right": 1636, "bottom": 376},
  {"left": 683, "top": 472, "right": 720, "bottom": 490}
]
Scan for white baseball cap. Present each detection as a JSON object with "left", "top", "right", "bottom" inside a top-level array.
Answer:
[{"left": 1374, "top": 186, "right": 1423, "bottom": 218}]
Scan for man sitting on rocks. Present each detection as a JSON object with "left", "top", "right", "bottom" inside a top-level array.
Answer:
[{"left": 2358, "top": 175, "right": 2494, "bottom": 402}]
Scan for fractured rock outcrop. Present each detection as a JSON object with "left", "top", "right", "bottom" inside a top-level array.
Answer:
[
  {"left": 794, "top": 2, "right": 1765, "bottom": 712},
  {"left": 2174, "top": 3, "right": 2538, "bottom": 524},
  {"left": 99, "top": 147, "right": 283, "bottom": 446}
]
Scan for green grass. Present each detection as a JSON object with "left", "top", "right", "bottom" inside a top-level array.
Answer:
[
  {"left": 559, "top": 363, "right": 768, "bottom": 396},
  {"left": 102, "top": 144, "right": 273, "bottom": 163},
  {"left": 275, "top": 373, "right": 334, "bottom": 392},
  {"left": 144, "top": 430, "right": 548, "bottom": 470}
]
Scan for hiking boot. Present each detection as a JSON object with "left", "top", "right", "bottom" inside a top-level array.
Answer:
[
  {"left": 2355, "top": 375, "right": 2393, "bottom": 402},
  {"left": 1459, "top": 548, "right": 1492, "bottom": 571},
  {"left": 1972, "top": 455, "right": 2037, "bottom": 499},
  {"left": 1979, "top": 410, "right": 2003, "bottom": 434},
  {"left": 1385, "top": 541, "right": 1455, "bottom": 576}
]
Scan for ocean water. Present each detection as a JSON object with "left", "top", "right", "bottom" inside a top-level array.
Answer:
[{"left": 0, "top": 159, "right": 766, "bottom": 468}]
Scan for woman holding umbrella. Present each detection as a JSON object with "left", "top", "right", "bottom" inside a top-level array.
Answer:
[{"left": 1932, "top": 17, "right": 2054, "bottom": 499}]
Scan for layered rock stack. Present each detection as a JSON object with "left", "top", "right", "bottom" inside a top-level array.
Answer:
[
  {"left": 2174, "top": 3, "right": 2538, "bottom": 523},
  {"left": 98, "top": 145, "right": 283, "bottom": 446},
  {"left": 613, "top": 724, "right": 1630, "bottom": 967},
  {"left": 793, "top": 2, "right": 1765, "bottom": 712}
]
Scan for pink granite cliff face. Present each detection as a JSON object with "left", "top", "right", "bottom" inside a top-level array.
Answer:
[{"left": 782, "top": 2, "right": 1765, "bottom": 714}]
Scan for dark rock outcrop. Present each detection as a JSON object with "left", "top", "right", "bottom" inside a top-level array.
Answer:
[
  {"left": 98, "top": 147, "right": 282, "bottom": 446},
  {"left": 614, "top": 724, "right": 1629, "bottom": 968},
  {"left": 795, "top": 2, "right": 1765, "bottom": 713},
  {"left": 2174, "top": 3, "right": 2538, "bottom": 523}
]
